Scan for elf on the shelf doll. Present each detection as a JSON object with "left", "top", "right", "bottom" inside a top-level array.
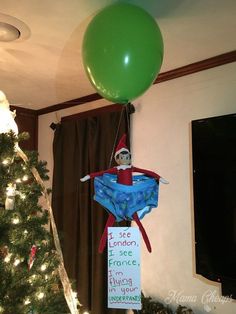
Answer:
[{"left": 81, "top": 134, "right": 168, "bottom": 253}]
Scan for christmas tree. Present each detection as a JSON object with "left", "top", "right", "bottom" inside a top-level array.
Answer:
[
  {"left": 0, "top": 92, "right": 78, "bottom": 313},
  {"left": 0, "top": 131, "right": 71, "bottom": 313}
]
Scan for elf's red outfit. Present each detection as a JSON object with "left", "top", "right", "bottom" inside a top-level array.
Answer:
[
  {"left": 81, "top": 134, "right": 163, "bottom": 253},
  {"left": 88, "top": 165, "right": 160, "bottom": 186}
]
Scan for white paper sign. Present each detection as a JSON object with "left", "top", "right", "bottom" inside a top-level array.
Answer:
[{"left": 107, "top": 227, "right": 141, "bottom": 310}]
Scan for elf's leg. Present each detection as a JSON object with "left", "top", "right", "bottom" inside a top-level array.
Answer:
[
  {"left": 132, "top": 212, "right": 152, "bottom": 253},
  {"left": 98, "top": 214, "right": 116, "bottom": 253}
]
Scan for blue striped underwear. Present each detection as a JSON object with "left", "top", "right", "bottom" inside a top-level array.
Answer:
[{"left": 94, "top": 173, "right": 159, "bottom": 222}]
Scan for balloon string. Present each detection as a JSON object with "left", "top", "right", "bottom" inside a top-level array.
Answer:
[
  {"left": 108, "top": 105, "right": 125, "bottom": 168},
  {"left": 15, "top": 145, "right": 80, "bottom": 314},
  {"left": 108, "top": 103, "right": 133, "bottom": 168},
  {"left": 125, "top": 103, "right": 131, "bottom": 155}
]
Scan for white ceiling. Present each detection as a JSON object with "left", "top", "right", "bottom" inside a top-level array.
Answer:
[{"left": 0, "top": 0, "right": 235, "bottom": 110}]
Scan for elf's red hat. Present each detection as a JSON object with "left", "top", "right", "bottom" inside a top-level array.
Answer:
[{"left": 114, "top": 134, "right": 130, "bottom": 158}]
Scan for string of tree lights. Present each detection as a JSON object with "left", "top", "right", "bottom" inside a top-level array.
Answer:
[{"left": 0, "top": 91, "right": 91, "bottom": 314}]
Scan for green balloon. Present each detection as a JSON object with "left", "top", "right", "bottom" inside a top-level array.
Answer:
[{"left": 82, "top": 3, "right": 164, "bottom": 103}]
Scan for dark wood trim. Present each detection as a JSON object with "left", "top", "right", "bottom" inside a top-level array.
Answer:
[
  {"left": 10, "top": 105, "right": 38, "bottom": 150},
  {"left": 61, "top": 104, "right": 123, "bottom": 122},
  {"left": 10, "top": 105, "right": 37, "bottom": 115},
  {"left": 9, "top": 51, "right": 235, "bottom": 150},
  {"left": 34, "top": 50, "right": 235, "bottom": 116},
  {"left": 155, "top": 51, "right": 236, "bottom": 84},
  {"left": 37, "top": 93, "right": 103, "bottom": 116}
]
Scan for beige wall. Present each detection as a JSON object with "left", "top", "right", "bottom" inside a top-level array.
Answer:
[
  {"left": 131, "top": 62, "right": 236, "bottom": 313},
  {"left": 38, "top": 62, "right": 236, "bottom": 313}
]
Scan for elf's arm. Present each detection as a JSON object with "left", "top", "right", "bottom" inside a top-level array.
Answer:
[
  {"left": 80, "top": 167, "right": 117, "bottom": 182},
  {"left": 132, "top": 166, "right": 169, "bottom": 184}
]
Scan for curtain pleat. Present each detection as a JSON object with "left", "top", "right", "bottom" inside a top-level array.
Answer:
[{"left": 52, "top": 108, "right": 129, "bottom": 313}]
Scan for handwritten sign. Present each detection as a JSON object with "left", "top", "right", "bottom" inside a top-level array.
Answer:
[{"left": 107, "top": 227, "right": 141, "bottom": 310}]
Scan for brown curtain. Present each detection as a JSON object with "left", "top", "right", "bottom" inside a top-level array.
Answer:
[{"left": 52, "top": 105, "right": 131, "bottom": 314}]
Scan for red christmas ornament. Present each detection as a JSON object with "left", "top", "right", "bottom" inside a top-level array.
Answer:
[{"left": 28, "top": 245, "right": 37, "bottom": 270}]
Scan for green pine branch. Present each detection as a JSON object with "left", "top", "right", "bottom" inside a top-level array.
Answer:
[
  {"left": 0, "top": 132, "right": 71, "bottom": 314},
  {"left": 139, "top": 293, "right": 194, "bottom": 314}
]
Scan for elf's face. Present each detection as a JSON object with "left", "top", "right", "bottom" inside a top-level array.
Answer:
[{"left": 115, "top": 152, "right": 131, "bottom": 165}]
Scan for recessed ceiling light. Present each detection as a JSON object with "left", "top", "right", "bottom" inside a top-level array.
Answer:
[
  {"left": 0, "top": 13, "right": 30, "bottom": 42},
  {"left": 0, "top": 22, "right": 20, "bottom": 42}
]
